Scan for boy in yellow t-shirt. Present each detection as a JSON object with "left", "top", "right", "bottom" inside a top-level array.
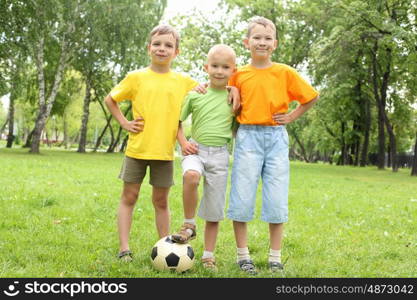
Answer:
[
  {"left": 104, "top": 25, "right": 198, "bottom": 261},
  {"left": 227, "top": 17, "right": 319, "bottom": 274}
]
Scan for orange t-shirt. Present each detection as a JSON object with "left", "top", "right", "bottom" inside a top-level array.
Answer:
[{"left": 229, "top": 63, "right": 319, "bottom": 125}]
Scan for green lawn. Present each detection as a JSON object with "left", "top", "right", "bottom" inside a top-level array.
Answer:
[{"left": 0, "top": 147, "right": 416, "bottom": 278}]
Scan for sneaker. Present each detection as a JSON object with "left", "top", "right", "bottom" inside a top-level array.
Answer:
[
  {"left": 237, "top": 259, "right": 257, "bottom": 275},
  {"left": 202, "top": 257, "right": 218, "bottom": 272},
  {"left": 171, "top": 223, "right": 196, "bottom": 244},
  {"left": 118, "top": 250, "right": 133, "bottom": 262},
  {"left": 269, "top": 261, "right": 284, "bottom": 272}
]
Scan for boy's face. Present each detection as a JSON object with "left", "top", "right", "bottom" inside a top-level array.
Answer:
[
  {"left": 147, "top": 33, "right": 178, "bottom": 66},
  {"left": 204, "top": 52, "right": 236, "bottom": 89},
  {"left": 244, "top": 24, "right": 277, "bottom": 60}
]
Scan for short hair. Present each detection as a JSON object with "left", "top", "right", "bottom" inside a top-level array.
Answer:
[
  {"left": 247, "top": 16, "right": 277, "bottom": 38},
  {"left": 148, "top": 25, "right": 180, "bottom": 49}
]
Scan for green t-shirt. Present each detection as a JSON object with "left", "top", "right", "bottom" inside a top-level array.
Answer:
[{"left": 180, "top": 88, "right": 236, "bottom": 146}]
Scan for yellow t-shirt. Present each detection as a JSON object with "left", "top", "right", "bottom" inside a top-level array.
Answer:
[
  {"left": 110, "top": 68, "right": 197, "bottom": 160},
  {"left": 229, "top": 63, "right": 319, "bottom": 125}
]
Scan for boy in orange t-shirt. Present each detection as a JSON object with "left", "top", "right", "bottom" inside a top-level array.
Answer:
[{"left": 227, "top": 16, "right": 319, "bottom": 274}]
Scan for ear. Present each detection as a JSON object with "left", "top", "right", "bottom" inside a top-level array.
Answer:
[
  {"left": 203, "top": 64, "right": 208, "bottom": 73},
  {"left": 273, "top": 39, "right": 278, "bottom": 50},
  {"left": 243, "top": 38, "right": 250, "bottom": 49}
]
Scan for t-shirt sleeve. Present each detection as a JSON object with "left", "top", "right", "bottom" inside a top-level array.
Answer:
[
  {"left": 110, "top": 72, "right": 138, "bottom": 102},
  {"left": 180, "top": 93, "right": 194, "bottom": 122},
  {"left": 185, "top": 76, "right": 198, "bottom": 92},
  {"left": 287, "top": 67, "right": 319, "bottom": 104},
  {"left": 228, "top": 72, "right": 238, "bottom": 88}
]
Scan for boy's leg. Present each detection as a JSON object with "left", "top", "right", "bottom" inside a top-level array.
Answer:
[
  {"left": 233, "top": 221, "right": 248, "bottom": 249},
  {"left": 261, "top": 126, "right": 289, "bottom": 271},
  {"left": 149, "top": 160, "right": 174, "bottom": 238},
  {"left": 269, "top": 223, "right": 284, "bottom": 250},
  {"left": 152, "top": 186, "right": 170, "bottom": 238},
  {"left": 172, "top": 154, "right": 203, "bottom": 243},
  {"left": 171, "top": 171, "right": 200, "bottom": 243},
  {"left": 228, "top": 126, "right": 263, "bottom": 274},
  {"left": 233, "top": 221, "right": 257, "bottom": 275},
  {"left": 118, "top": 182, "right": 141, "bottom": 253},
  {"left": 269, "top": 223, "right": 284, "bottom": 271},
  {"left": 202, "top": 221, "right": 219, "bottom": 270},
  {"left": 198, "top": 146, "right": 228, "bottom": 270},
  {"left": 204, "top": 221, "right": 219, "bottom": 252},
  {"left": 183, "top": 170, "right": 201, "bottom": 219}
]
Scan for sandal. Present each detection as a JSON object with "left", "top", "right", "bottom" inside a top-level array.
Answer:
[
  {"left": 269, "top": 261, "right": 284, "bottom": 272},
  {"left": 171, "top": 223, "right": 196, "bottom": 244},
  {"left": 202, "top": 257, "right": 218, "bottom": 271},
  {"left": 237, "top": 259, "right": 257, "bottom": 275},
  {"left": 118, "top": 250, "right": 133, "bottom": 262}
]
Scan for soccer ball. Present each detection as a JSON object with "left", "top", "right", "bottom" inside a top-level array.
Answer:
[{"left": 150, "top": 235, "right": 195, "bottom": 273}]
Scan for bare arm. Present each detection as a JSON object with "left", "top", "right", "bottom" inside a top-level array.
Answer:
[
  {"left": 226, "top": 86, "right": 241, "bottom": 115},
  {"left": 176, "top": 122, "right": 198, "bottom": 155},
  {"left": 272, "top": 96, "right": 319, "bottom": 125},
  {"left": 104, "top": 94, "right": 144, "bottom": 133}
]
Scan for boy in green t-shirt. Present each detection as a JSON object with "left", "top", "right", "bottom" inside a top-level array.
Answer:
[
  {"left": 104, "top": 25, "right": 198, "bottom": 262},
  {"left": 172, "top": 44, "right": 237, "bottom": 270}
]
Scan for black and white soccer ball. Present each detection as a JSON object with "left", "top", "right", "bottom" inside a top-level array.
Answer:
[{"left": 150, "top": 235, "right": 195, "bottom": 272}]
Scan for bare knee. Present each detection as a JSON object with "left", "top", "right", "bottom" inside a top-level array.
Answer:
[
  {"left": 183, "top": 170, "right": 200, "bottom": 186},
  {"left": 121, "top": 184, "right": 140, "bottom": 206},
  {"left": 152, "top": 188, "right": 169, "bottom": 210}
]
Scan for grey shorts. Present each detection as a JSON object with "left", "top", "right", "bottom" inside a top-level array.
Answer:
[
  {"left": 119, "top": 156, "right": 174, "bottom": 188},
  {"left": 181, "top": 140, "right": 229, "bottom": 221}
]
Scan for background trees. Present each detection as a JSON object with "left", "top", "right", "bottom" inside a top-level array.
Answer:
[{"left": 1, "top": 0, "right": 416, "bottom": 174}]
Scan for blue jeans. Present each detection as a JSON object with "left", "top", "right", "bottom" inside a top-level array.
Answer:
[{"left": 227, "top": 124, "right": 289, "bottom": 223}]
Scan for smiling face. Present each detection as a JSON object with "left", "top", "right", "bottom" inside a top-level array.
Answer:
[
  {"left": 244, "top": 24, "right": 277, "bottom": 61},
  {"left": 147, "top": 33, "right": 178, "bottom": 67},
  {"left": 204, "top": 45, "right": 236, "bottom": 90}
]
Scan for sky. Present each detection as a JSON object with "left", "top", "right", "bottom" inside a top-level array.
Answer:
[{"left": 162, "top": 0, "right": 220, "bottom": 22}]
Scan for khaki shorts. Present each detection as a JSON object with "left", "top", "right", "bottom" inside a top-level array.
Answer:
[
  {"left": 181, "top": 140, "right": 229, "bottom": 222},
  {"left": 119, "top": 156, "right": 174, "bottom": 188}
]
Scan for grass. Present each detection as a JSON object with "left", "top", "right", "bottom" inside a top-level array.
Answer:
[{"left": 0, "top": 146, "right": 416, "bottom": 278}]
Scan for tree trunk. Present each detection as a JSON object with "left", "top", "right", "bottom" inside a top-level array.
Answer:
[
  {"left": 77, "top": 79, "right": 92, "bottom": 153},
  {"left": 6, "top": 92, "right": 15, "bottom": 148},
  {"left": 93, "top": 100, "right": 113, "bottom": 152},
  {"left": 0, "top": 116, "right": 8, "bottom": 135},
  {"left": 353, "top": 48, "right": 370, "bottom": 167},
  {"left": 340, "top": 121, "right": 347, "bottom": 166},
  {"left": 387, "top": 144, "right": 391, "bottom": 168},
  {"left": 106, "top": 104, "right": 131, "bottom": 153},
  {"left": 107, "top": 125, "right": 123, "bottom": 153},
  {"left": 292, "top": 130, "right": 310, "bottom": 162},
  {"left": 371, "top": 40, "right": 389, "bottom": 170},
  {"left": 376, "top": 101, "right": 385, "bottom": 169},
  {"left": 411, "top": 132, "right": 417, "bottom": 176},
  {"left": 23, "top": 128, "right": 34, "bottom": 148},
  {"left": 63, "top": 110, "right": 69, "bottom": 149},
  {"left": 30, "top": 19, "right": 71, "bottom": 153},
  {"left": 383, "top": 111, "right": 398, "bottom": 172},
  {"left": 119, "top": 134, "right": 128, "bottom": 153},
  {"left": 360, "top": 97, "right": 371, "bottom": 167},
  {"left": 30, "top": 108, "right": 49, "bottom": 153}
]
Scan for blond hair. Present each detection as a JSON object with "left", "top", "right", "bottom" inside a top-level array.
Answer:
[
  {"left": 247, "top": 16, "right": 276, "bottom": 38},
  {"left": 148, "top": 25, "right": 180, "bottom": 49}
]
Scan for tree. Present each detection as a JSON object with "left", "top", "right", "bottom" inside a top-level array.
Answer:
[
  {"left": 412, "top": 132, "right": 417, "bottom": 176},
  {"left": 74, "top": 0, "right": 167, "bottom": 153},
  {"left": 17, "top": 0, "right": 82, "bottom": 153}
]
